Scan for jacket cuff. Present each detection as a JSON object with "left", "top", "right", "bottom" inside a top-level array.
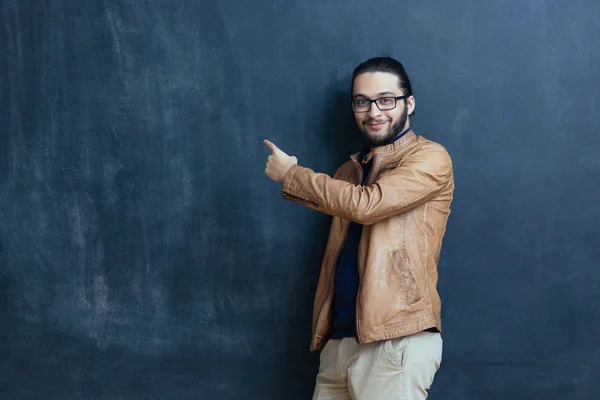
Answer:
[{"left": 282, "top": 164, "right": 302, "bottom": 194}]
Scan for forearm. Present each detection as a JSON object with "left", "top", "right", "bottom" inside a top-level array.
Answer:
[{"left": 281, "top": 152, "right": 452, "bottom": 224}]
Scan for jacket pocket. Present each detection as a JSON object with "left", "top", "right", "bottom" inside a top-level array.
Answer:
[
  {"left": 391, "top": 249, "right": 422, "bottom": 305},
  {"left": 384, "top": 336, "right": 409, "bottom": 369}
]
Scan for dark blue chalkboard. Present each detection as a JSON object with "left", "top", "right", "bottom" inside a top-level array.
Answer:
[{"left": 1, "top": 0, "right": 599, "bottom": 399}]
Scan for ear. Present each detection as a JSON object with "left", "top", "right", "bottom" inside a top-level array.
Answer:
[{"left": 407, "top": 95, "right": 416, "bottom": 115}]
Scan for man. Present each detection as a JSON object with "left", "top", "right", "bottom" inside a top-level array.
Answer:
[{"left": 264, "top": 56, "right": 454, "bottom": 399}]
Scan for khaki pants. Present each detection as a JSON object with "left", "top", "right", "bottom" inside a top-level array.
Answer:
[{"left": 312, "top": 331, "right": 443, "bottom": 400}]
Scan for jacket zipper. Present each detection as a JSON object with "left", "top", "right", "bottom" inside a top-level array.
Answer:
[
  {"left": 313, "top": 220, "right": 350, "bottom": 341},
  {"left": 355, "top": 154, "right": 380, "bottom": 344},
  {"left": 313, "top": 158, "right": 364, "bottom": 343},
  {"left": 280, "top": 192, "right": 319, "bottom": 208}
]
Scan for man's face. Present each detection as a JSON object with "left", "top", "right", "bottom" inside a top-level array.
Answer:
[{"left": 352, "top": 72, "right": 415, "bottom": 148}]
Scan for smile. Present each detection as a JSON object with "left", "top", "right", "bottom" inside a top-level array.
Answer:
[{"left": 367, "top": 122, "right": 388, "bottom": 129}]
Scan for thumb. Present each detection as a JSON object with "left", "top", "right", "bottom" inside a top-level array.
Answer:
[{"left": 263, "top": 139, "right": 285, "bottom": 155}]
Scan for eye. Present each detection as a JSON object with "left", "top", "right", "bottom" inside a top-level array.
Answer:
[
  {"left": 379, "top": 98, "right": 394, "bottom": 104},
  {"left": 356, "top": 100, "right": 369, "bottom": 106}
]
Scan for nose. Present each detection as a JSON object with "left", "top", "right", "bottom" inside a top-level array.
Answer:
[{"left": 367, "top": 101, "right": 382, "bottom": 118}]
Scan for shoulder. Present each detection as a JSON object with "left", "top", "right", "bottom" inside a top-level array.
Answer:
[
  {"left": 414, "top": 135, "right": 451, "bottom": 155},
  {"left": 403, "top": 136, "right": 453, "bottom": 172},
  {"left": 413, "top": 135, "right": 452, "bottom": 160}
]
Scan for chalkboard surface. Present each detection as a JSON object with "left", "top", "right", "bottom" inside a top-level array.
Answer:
[{"left": 1, "top": 1, "right": 599, "bottom": 399}]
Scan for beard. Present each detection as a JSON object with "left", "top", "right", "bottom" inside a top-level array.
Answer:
[{"left": 360, "top": 105, "right": 409, "bottom": 148}]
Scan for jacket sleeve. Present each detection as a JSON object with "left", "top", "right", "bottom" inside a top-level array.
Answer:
[{"left": 280, "top": 145, "right": 452, "bottom": 225}]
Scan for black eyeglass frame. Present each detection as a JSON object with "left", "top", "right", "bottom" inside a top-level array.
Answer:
[{"left": 351, "top": 96, "right": 408, "bottom": 112}]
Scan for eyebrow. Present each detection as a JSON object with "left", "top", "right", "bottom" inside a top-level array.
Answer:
[{"left": 353, "top": 91, "right": 399, "bottom": 99}]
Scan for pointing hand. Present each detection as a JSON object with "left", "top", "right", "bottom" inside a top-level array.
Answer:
[{"left": 264, "top": 140, "right": 298, "bottom": 182}]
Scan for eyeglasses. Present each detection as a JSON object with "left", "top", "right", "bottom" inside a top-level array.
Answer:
[{"left": 351, "top": 96, "right": 407, "bottom": 113}]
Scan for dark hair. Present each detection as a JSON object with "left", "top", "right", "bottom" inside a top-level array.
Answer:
[{"left": 351, "top": 56, "right": 415, "bottom": 118}]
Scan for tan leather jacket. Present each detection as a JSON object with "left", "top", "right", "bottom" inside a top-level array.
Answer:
[{"left": 281, "top": 130, "right": 454, "bottom": 351}]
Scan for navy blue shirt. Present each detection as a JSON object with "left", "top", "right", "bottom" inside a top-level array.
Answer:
[{"left": 330, "top": 127, "right": 412, "bottom": 339}]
